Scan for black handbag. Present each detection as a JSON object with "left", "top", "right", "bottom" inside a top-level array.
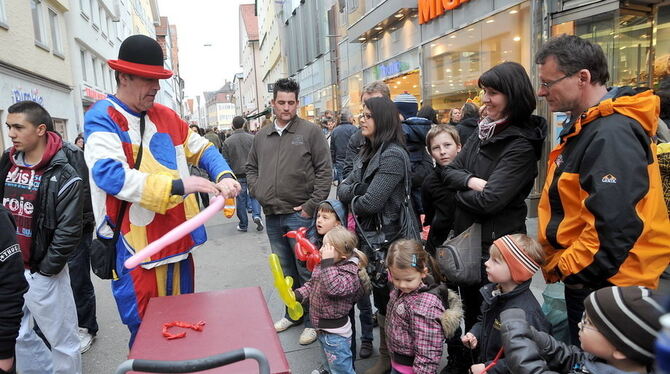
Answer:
[
  {"left": 90, "top": 112, "right": 146, "bottom": 280},
  {"left": 435, "top": 223, "right": 482, "bottom": 285}
]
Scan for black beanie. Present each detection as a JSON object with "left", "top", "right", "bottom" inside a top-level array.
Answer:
[{"left": 584, "top": 286, "right": 664, "bottom": 365}]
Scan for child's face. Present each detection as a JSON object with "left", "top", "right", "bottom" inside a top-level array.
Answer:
[
  {"left": 579, "top": 312, "right": 618, "bottom": 360},
  {"left": 429, "top": 132, "right": 461, "bottom": 166},
  {"left": 484, "top": 252, "right": 513, "bottom": 284},
  {"left": 316, "top": 210, "right": 340, "bottom": 235},
  {"left": 389, "top": 264, "right": 427, "bottom": 294}
]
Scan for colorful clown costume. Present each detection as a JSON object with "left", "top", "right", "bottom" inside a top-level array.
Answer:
[{"left": 84, "top": 95, "right": 234, "bottom": 343}]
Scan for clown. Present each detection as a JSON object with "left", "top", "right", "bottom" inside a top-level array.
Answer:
[{"left": 84, "top": 35, "right": 241, "bottom": 345}]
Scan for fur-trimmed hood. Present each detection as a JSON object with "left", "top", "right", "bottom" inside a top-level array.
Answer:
[{"left": 423, "top": 281, "right": 463, "bottom": 339}]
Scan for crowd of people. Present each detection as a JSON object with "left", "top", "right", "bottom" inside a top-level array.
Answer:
[{"left": 1, "top": 32, "right": 669, "bottom": 374}]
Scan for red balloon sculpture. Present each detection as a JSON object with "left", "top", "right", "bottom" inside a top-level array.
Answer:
[{"left": 285, "top": 227, "right": 321, "bottom": 271}]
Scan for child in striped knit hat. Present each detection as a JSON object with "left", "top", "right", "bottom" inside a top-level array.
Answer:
[
  {"left": 462, "top": 234, "right": 551, "bottom": 374},
  {"left": 500, "top": 286, "right": 663, "bottom": 373}
]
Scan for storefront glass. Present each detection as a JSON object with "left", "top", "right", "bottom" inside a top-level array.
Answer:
[
  {"left": 654, "top": 5, "right": 670, "bottom": 88},
  {"left": 423, "top": 2, "right": 531, "bottom": 122},
  {"left": 552, "top": 9, "right": 653, "bottom": 87}
]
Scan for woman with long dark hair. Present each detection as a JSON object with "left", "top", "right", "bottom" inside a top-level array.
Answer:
[
  {"left": 441, "top": 61, "right": 547, "bottom": 373},
  {"left": 338, "top": 96, "right": 418, "bottom": 374}
]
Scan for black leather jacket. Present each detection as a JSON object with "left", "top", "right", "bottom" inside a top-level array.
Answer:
[
  {"left": 500, "top": 308, "right": 652, "bottom": 374},
  {"left": 0, "top": 149, "right": 83, "bottom": 275}
]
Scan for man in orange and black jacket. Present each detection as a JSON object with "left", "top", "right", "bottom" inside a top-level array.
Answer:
[{"left": 535, "top": 35, "right": 670, "bottom": 345}]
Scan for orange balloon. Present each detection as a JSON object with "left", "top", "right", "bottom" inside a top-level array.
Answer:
[{"left": 223, "top": 198, "right": 236, "bottom": 218}]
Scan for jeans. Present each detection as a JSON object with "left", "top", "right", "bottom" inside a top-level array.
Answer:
[
  {"left": 236, "top": 178, "right": 262, "bottom": 230},
  {"left": 266, "top": 212, "right": 313, "bottom": 326},
  {"left": 357, "top": 293, "right": 374, "bottom": 342},
  {"left": 318, "top": 332, "right": 355, "bottom": 374},
  {"left": 565, "top": 285, "right": 598, "bottom": 345},
  {"left": 67, "top": 228, "right": 98, "bottom": 335}
]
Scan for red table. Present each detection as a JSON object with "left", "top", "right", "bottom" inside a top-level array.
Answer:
[{"left": 128, "top": 287, "right": 291, "bottom": 373}]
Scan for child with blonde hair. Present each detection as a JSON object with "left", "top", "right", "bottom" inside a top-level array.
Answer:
[
  {"left": 385, "top": 239, "right": 463, "bottom": 374},
  {"left": 462, "top": 234, "right": 551, "bottom": 374},
  {"left": 295, "top": 226, "right": 370, "bottom": 374}
]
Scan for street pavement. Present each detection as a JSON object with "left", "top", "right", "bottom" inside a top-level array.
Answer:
[{"left": 83, "top": 199, "right": 544, "bottom": 373}]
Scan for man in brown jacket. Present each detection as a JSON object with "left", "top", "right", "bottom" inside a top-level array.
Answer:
[{"left": 246, "top": 78, "right": 332, "bottom": 346}]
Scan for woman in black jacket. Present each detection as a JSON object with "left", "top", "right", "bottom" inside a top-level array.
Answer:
[
  {"left": 456, "top": 102, "right": 480, "bottom": 147},
  {"left": 338, "top": 96, "right": 417, "bottom": 374},
  {"left": 441, "top": 61, "right": 547, "bottom": 373}
]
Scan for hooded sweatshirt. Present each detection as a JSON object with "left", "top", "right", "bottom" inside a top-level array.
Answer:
[
  {"left": 539, "top": 88, "right": 670, "bottom": 288},
  {"left": 3, "top": 132, "right": 62, "bottom": 268}
]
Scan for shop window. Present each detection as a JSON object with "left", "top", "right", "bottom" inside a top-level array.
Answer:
[
  {"left": 552, "top": 10, "right": 653, "bottom": 88},
  {"left": 53, "top": 119, "right": 67, "bottom": 140},
  {"left": 48, "top": 9, "right": 63, "bottom": 56},
  {"left": 654, "top": 5, "right": 670, "bottom": 88},
  {"left": 31, "top": 0, "right": 47, "bottom": 48},
  {"left": 423, "top": 2, "right": 531, "bottom": 121}
]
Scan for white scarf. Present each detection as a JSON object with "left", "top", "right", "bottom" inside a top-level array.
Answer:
[{"left": 478, "top": 116, "right": 508, "bottom": 141}]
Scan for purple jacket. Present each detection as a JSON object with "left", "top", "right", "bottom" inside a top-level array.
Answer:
[
  {"left": 386, "top": 285, "right": 446, "bottom": 374},
  {"left": 295, "top": 257, "right": 365, "bottom": 329}
]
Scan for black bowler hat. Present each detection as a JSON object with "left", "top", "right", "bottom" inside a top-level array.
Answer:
[{"left": 108, "top": 35, "right": 173, "bottom": 79}]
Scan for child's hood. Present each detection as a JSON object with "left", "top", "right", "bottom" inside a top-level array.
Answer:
[
  {"left": 313, "top": 199, "right": 348, "bottom": 229},
  {"left": 421, "top": 278, "right": 463, "bottom": 339}
]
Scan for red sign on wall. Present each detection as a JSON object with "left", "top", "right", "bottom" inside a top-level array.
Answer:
[
  {"left": 84, "top": 87, "right": 107, "bottom": 101},
  {"left": 418, "top": 0, "right": 471, "bottom": 24}
]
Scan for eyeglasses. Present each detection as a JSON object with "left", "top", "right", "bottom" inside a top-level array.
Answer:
[
  {"left": 578, "top": 313, "right": 598, "bottom": 332},
  {"left": 539, "top": 73, "right": 574, "bottom": 89},
  {"left": 360, "top": 113, "right": 372, "bottom": 120}
]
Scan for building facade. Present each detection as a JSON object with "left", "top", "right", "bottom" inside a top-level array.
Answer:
[
  {"left": 155, "top": 16, "right": 180, "bottom": 112},
  {"left": 65, "top": 0, "right": 127, "bottom": 135},
  {"left": 239, "top": 4, "right": 264, "bottom": 131},
  {"left": 0, "top": 0, "right": 77, "bottom": 147},
  {"left": 256, "top": 0, "right": 288, "bottom": 109},
  {"left": 204, "top": 82, "right": 236, "bottom": 131}
]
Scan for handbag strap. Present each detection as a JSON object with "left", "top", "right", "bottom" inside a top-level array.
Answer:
[{"left": 111, "top": 112, "right": 146, "bottom": 241}]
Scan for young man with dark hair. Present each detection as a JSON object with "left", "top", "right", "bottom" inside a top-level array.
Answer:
[
  {"left": 536, "top": 34, "right": 670, "bottom": 345},
  {"left": 222, "top": 116, "right": 263, "bottom": 232},
  {"left": 1, "top": 100, "right": 83, "bottom": 373},
  {"left": 246, "top": 77, "right": 332, "bottom": 345}
]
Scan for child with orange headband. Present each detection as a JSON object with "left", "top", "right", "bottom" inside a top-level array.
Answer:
[{"left": 461, "top": 234, "right": 551, "bottom": 374}]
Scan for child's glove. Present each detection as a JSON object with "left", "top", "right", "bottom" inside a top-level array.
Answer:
[{"left": 461, "top": 332, "right": 478, "bottom": 349}]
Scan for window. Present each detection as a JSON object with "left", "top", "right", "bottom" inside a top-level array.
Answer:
[
  {"left": 31, "top": 0, "right": 46, "bottom": 47},
  {"left": 106, "top": 16, "right": 111, "bottom": 38},
  {"left": 80, "top": 50, "right": 88, "bottom": 81},
  {"left": 0, "top": 0, "right": 8, "bottom": 28},
  {"left": 48, "top": 9, "right": 62, "bottom": 55},
  {"left": 79, "top": 0, "right": 89, "bottom": 18},
  {"left": 90, "top": 0, "right": 99, "bottom": 29},
  {"left": 92, "top": 57, "right": 99, "bottom": 86},
  {"left": 101, "top": 62, "right": 107, "bottom": 90},
  {"left": 53, "top": 118, "right": 67, "bottom": 139},
  {"left": 109, "top": 69, "right": 115, "bottom": 91},
  {"left": 100, "top": 7, "right": 107, "bottom": 37}
]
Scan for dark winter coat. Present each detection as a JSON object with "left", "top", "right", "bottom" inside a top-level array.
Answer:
[
  {"left": 338, "top": 142, "right": 413, "bottom": 248},
  {"left": 500, "top": 308, "right": 650, "bottom": 374},
  {"left": 222, "top": 128, "right": 254, "bottom": 178},
  {"left": 421, "top": 165, "right": 456, "bottom": 255},
  {"left": 470, "top": 281, "right": 551, "bottom": 374},
  {"left": 0, "top": 206, "right": 28, "bottom": 360},
  {"left": 0, "top": 149, "right": 84, "bottom": 275},
  {"left": 343, "top": 129, "right": 365, "bottom": 179},
  {"left": 62, "top": 141, "right": 94, "bottom": 231},
  {"left": 441, "top": 115, "right": 547, "bottom": 248},
  {"left": 457, "top": 117, "right": 478, "bottom": 146},
  {"left": 403, "top": 117, "right": 434, "bottom": 189},
  {"left": 330, "top": 122, "right": 358, "bottom": 174}
]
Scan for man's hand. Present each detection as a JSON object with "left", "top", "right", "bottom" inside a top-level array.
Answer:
[
  {"left": 467, "top": 177, "right": 487, "bottom": 192},
  {"left": 183, "top": 176, "right": 219, "bottom": 195},
  {"left": 320, "top": 242, "right": 335, "bottom": 260},
  {"left": 293, "top": 206, "right": 310, "bottom": 218},
  {"left": 215, "top": 178, "right": 241, "bottom": 198},
  {"left": 470, "top": 363, "right": 486, "bottom": 374},
  {"left": 461, "top": 332, "right": 478, "bottom": 349}
]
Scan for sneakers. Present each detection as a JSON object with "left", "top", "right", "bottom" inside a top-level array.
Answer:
[
  {"left": 253, "top": 216, "right": 264, "bottom": 231},
  {"left": 236, "top": 225, "right": 247, "bottom": 232},
  {"left": 359, "top": 340, "right": 373, "bottom": 358},
  {"left": 310, "top": 365, "right": 329, "bottom": 374},
  {"left": 299, "top": 327, "right": 317, "bottom": 345},
  {"left": 274, "top": 318, "right": 297, "bottom": 332},
  {"left": 78, "top": 327, "right": 94, "bottom": 354}
]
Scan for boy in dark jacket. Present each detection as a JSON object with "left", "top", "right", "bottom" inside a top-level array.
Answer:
[
  {"left": 0, "top": 206, "right": 28, "bottom": 374},
  {"left": 1, "top": 101, "right": 83, "bottom": 373},
  {"left": 462, "top": 234, "right": 551, "bottom": 374},
  {"left": 500, "top": 286, "right": 663, "bottom": 374}
]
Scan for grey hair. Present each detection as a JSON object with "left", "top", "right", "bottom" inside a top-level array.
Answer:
[{"left": 361, "top": 81, "right": 390, "bottom": 100}]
